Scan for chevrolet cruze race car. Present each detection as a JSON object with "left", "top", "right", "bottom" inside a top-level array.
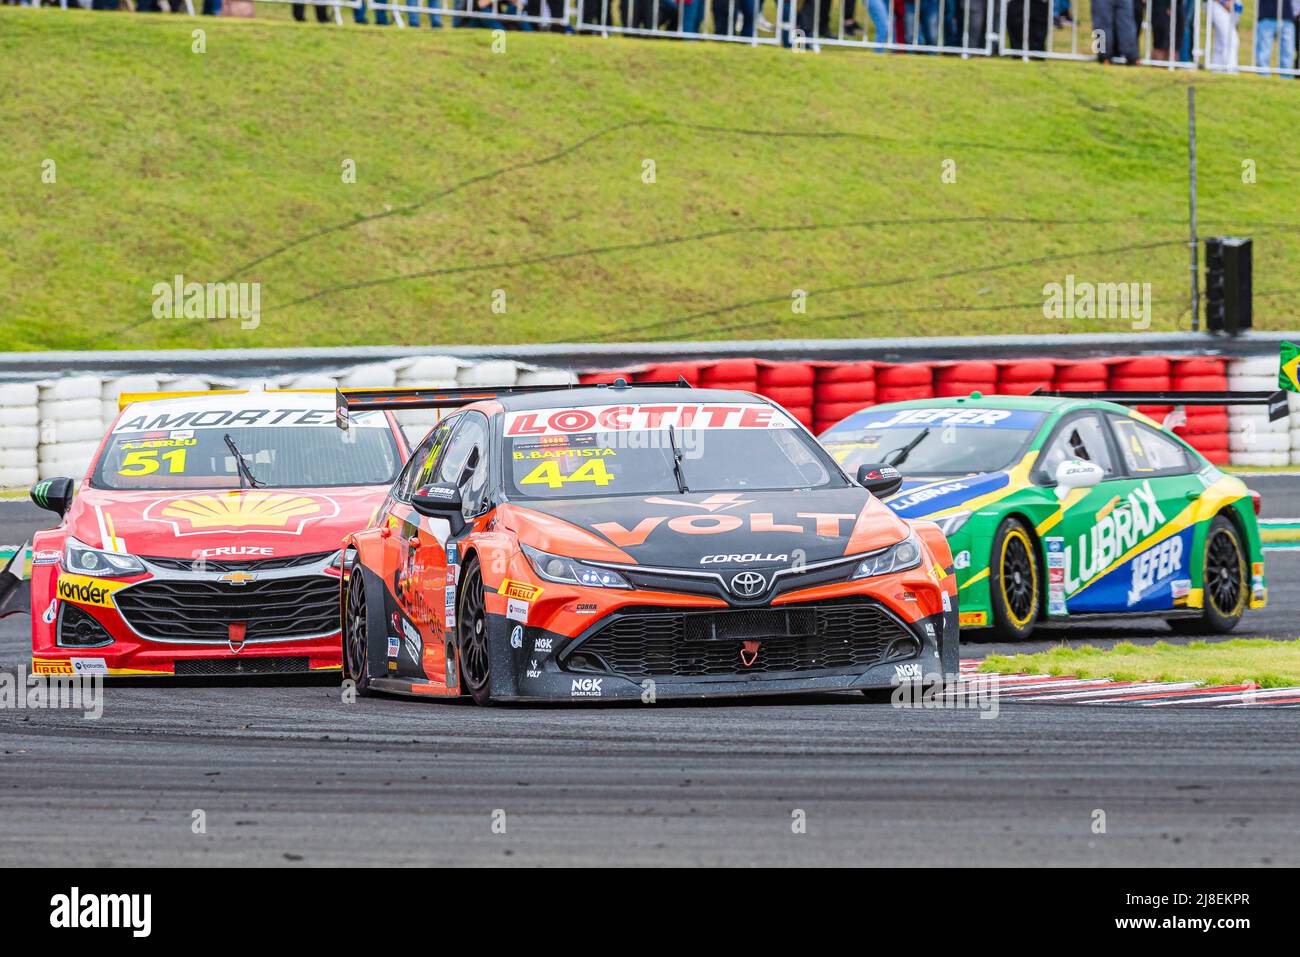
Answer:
[
  {"left": 28, "top": 390, "right": 409, "bottom": 677},
  {"left": 338, "top": 381, "right": 960, "bottom": 703},
  {"left": 820, "top": 389, "right": 1276, "bottom": 641}
]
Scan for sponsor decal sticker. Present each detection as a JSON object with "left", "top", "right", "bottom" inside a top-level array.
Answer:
[
  {"left": 1128, "top": 536, "right": 1184, "bottom": 607},
  {"left": 56, "top": 574, "right": 127, "bottom": 609},
  {"left": 32, "top": 658, "right": 76, "bottom": 676},
  {"left": 571, "top": 602, "right": 598, "bottom": 615},
  {"left": 505, "top": 403, "right": 796, "bottom": 437},
  {"left": 526, "top": 659, "right": 541, "bottom": 679},
  {"left": 571, "top": 677, "right": 603, "bottom": 698},
  {"left": 42, "top": 600, "right": 58, "bottom": 625},
  {"left": 952, "top": 550, "right": 971, "bottom": 570},
  {"left": 701, "top": 553, "right": 789, "bottom": 565},
  {"left": 1063, "top": 481, "right": 1165, "bottom": 593},
  {"left": 71, "top": 658, "right": 109, "bottom": 676},
  {"left": 510, "top": 625, "right": 524, "bottom": 649},
  {"left": 940, "top": 591, "right": 951, "bottom": 612},
  {"left": 534, "top": 636, "right": 553, "bottom": 654},
  {"left": 144, "top": 490, "right": 339, "bottom": 537},
  {"left": 894, "top": 662, "right": 923, "bottom": 680},
  {"left": 959, "top": 611, "right": 988, "bottom": 627},
  {"left": 1045, "top": 536, "right": 1067, "bottom": 616},
  {"left": 387, "top": 636, "right": 400, "bottom": 658},
  {"left": 499, "top": 579, "right": 543, "bottom": 602},
  {"left": 506, "top": 598, "right": 529, "bottom": 623},
  {"left": 33, "top": 549, "right": 61, "bottom": 566}
]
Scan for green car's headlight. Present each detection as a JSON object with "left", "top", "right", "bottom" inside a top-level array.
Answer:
[
  {"left": 521, "top": 544, "right": 632, "bottom": 589},
  {"left": 935, "top": 510, "right": 973, "bottom": 537},
  {"left": 64, "top": 536, "right": 146, "bottom": 578},
  {"left": 851, "top": 532, "right": 923, "bottom": 580}
]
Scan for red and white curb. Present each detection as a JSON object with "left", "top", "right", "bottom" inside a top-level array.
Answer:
[{"left": 957, "top": 659, "right": 1300, "bottom": 708}]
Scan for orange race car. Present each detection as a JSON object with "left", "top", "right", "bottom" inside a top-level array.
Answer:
[{"left": 338, "top": 380, "right": 959, "bottom": 703}]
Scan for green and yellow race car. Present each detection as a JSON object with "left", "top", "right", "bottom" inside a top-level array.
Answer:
[{"left": 820, "top": 390, "right": 1281, "bottom": 640}]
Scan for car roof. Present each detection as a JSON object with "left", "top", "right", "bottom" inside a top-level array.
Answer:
[
  {"left": 490, "top": 385, "right": 769, "bottom": 412},
  {"left": 836, "top": 393, "right": 1134, "bottom": 419}
]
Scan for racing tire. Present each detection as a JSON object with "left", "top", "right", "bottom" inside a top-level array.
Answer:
[
  {"left": 989, "top": 517, "right": 1041, "bottom": 641},
  {"left": 342, "top": 565, "right": 377, "bottom": 696},
  {"left": 456, "top": 557, "right": 494, "bottom": 706},
  {"left": 1169, "top": 515, "right": 1248, "bottom": 635}
]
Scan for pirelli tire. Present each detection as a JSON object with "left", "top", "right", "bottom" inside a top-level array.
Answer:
[
  {"left": 989, "top": 517, "right": 1042, "bottom": 641},
  {"left": 341, "top": 560, "right": 381, "bottom": 697},
  {"left": 1170, "top": 515, "right": 1249, "bottom": 635},
  {"left": 456, "top": 555, "right": 494, "bottom": 706}
]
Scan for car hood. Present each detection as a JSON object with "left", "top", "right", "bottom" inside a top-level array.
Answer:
[
  {"left": 64, "top": 484, "right": 387, "bottom": 560},
  {"left": 882, "top": 472, "right": 1012, "bottom": 520},
  {"left": 501, "top": 487, "right": 912, "bottom": 570}
]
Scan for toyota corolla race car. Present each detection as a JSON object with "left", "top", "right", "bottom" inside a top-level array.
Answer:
[
  {"left": 820, "top": 389, "right": 1277, "bottom": 641},
  {"left": 28, "top": 390, "right": 409, "bottom": 678},
  {"left": 338, "top": 381, "right": 959, "bottom": 703}
]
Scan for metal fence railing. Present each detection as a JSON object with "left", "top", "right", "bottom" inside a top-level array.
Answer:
[{"left": 21, "top": 0, "right": 1300, "bottom": 74}]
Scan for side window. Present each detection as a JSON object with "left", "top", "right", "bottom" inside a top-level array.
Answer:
[
  {"left": 396, "top": 416, "right": 457, "bottom": 502},
  {"left": 435, "top": 413, "right": 491, "bottom": 517},
  {"left": 1110, "top": 417, "right": 1193, "bottom": 476},
  {"left": 1036, "top": 413, "right": 1117, "bottom": 483}
]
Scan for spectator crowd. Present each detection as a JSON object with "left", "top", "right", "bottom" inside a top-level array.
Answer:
[{"left": 5, "top": 0, "right": 1298, "bottom": 72}]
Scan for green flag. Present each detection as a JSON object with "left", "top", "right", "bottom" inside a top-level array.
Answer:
[{"left": 1280, "top": 341, "right": 1300, "bottom": 394}]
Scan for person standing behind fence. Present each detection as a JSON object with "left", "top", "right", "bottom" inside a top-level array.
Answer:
[
  {"left": 292, "top": 1, "right": 331, "bottom": 20},
  {"left": 712, "top": 0, "right": 757, "bottom": 35},
  {"left": 1092, "top": 0, "right": 1138, "bottom": 61},
  {"left": 1207, "top": 0, "right": 1239, "bottom": 67},
  {"left": 1005, "top": 0, "right": 1049, "bottom": 50},
  {"left": 1255, "top": 0, "right": 1298, "bottom": 74},
  {"left": 619, "top": 0, "right": 678, "bottom": 30}
]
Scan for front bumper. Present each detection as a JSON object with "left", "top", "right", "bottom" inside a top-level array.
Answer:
[
  {"left": 485, "top": 599, "right": 958, "bottom": 702},
  {"left": 30, "top": 556, "right": 344, "bottom": 677}
]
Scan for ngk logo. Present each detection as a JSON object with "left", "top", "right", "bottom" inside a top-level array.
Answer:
[{"left": 570, "top": 678, "right": 603, "bottom": 698}]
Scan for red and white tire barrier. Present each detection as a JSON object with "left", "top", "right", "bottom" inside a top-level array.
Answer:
[
  {"left": 958, "top": 659, "right": 1300, "bottom": 708},
  {"left": 583, "top": 352, "right": 1291, "bottom": 470}
]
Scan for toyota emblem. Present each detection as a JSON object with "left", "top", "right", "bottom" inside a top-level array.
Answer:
[{"left": 730, "top": 571, "right": 767, "bottom": 598}]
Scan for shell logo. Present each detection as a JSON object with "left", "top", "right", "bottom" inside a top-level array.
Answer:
[{"left": 145, "top": 491, "right": 340, "bottom": 537}]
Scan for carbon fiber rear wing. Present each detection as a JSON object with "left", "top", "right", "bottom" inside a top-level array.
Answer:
[
  {"left": 1035, "top": 389, "right": 1290, "bottom": 422},
  {"left": 334, "top": 380, "right": 689, "bottom": 430}
]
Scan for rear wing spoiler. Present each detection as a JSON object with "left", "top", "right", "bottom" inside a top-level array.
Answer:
[
  {"left": 334, "top": 380, "right": 689, "bottom": 430},
  {"left": 1035, "top": 389, "right": 1290, "bottom": 423}
]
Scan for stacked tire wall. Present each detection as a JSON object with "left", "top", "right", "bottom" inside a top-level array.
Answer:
[
  {"left": 0, "top": 358, "right": 577, "bottom": 487},
  {"left": 581, "top": 354, "right": 1298, "bottom": 469}
]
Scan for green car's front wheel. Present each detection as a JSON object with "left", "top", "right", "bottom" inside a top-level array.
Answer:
[
  {"left": 1170, "top": 515, "right": 1248, "bottom": 636},
  {"left": 989, "top": 517, "right": 1041, "bottom": 641}
]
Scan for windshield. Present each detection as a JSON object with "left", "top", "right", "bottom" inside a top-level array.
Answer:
[
  {"left": 503, "top": 402, "right": 844, "bottom": 499},
  {"left": 823, "top": 406, "right": 1046, "bottom": 477},
  {"left": 93, "top": 410, "right": 401, "bottom": 491}
]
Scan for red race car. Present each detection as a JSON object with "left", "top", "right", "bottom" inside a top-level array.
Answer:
[
  {"left": 28, "top": 390, "right": 410, "bottom": 678},
  {"left": 338, "top": 380, "right": 959, "bottom": 703}
]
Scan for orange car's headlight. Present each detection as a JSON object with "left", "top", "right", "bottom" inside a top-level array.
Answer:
[{"left": 851, "top": 532, "right": 922, "bottom": 580}]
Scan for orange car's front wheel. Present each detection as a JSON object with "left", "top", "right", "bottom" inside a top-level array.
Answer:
[{"left": 456, "top": 557, "right": 494, "bottom": 706}]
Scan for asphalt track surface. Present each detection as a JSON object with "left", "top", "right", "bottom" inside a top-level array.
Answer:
[{"left": 2, "top": 489, "right": 1299, "bottom": 867}]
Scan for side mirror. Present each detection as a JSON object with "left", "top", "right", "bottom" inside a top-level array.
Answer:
[
  {"left": 30, "top": 477, "right": 75, "bottom": 518},
  {"left": 1053, "top": 459, "right": 1104, "bottom": 499},
  {"left": 855, "top": 463, "right": 904, "bottom": 498},
  {"left": 411, "top": 482, "right": 466, "bottom": 535}
]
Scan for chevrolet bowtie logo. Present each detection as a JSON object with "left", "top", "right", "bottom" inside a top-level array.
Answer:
[{"left": 218, "top": 571, "right": 257, "bottom": 586}]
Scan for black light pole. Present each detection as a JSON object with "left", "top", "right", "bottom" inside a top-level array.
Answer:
[{"left": 1188, "top": 86, "right": 1200, "bottom": 333}]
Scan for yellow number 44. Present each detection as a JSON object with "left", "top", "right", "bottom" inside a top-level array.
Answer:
[{"left": 519, "top": 458, "right": 613, "bottom": 489}]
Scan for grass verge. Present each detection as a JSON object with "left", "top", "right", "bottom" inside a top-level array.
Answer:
[
  {"left": 4, "top": 9, "right": 1300, "bottom": 350},
  {"left": 981, "top": 638, "right": 1300, "bottom": 688}
]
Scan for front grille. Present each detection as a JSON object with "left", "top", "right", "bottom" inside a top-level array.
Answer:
[
  {"left": 568, "top": 598, "right": 912, "bottom": 679},
  {"left": 115, "top": 576, "right": 339, "bottom": 643},
  {"left": 142, "top": 551, "right": 334, "bottom": 573},
  {"left": 174, "top": 657, "right": 310, "bottom": 676}
]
